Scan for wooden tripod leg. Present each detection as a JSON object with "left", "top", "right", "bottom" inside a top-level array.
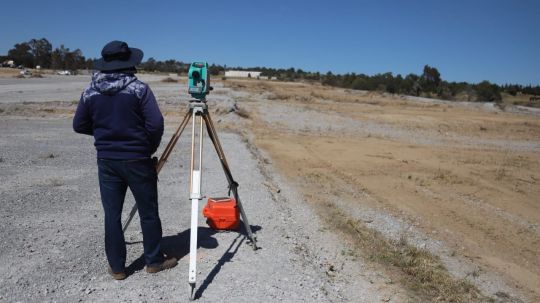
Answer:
[
  {"left": 202, "top": 113, "right": 259, "bottom": 249},
  {"left": 122, "top": 110, "right": 192, "bottom": 233},
  {"left": 156, "top": 111, "right": 192, "bottom": 173}
]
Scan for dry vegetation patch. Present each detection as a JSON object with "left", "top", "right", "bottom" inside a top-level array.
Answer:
[
  {"left": 344, "top": 218, "right": 485, "bottom": 302},
  {"left": 0, "top": 101, "right": 78, "bottom": 117},
  {"left": 161, "top": 77, "right": 178, "bottom": 83}
]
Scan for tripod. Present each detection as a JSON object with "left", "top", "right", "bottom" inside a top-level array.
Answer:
[{"left": 122, "top": 101, "right": 258, "bottom": 299}]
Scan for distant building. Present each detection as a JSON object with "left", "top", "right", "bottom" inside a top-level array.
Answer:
[{"left": 224, "top": 70, "right": 262, "bottom": 78}]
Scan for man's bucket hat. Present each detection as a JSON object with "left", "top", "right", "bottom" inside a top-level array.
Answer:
[{"left": 93, "top": 40, "right": 143, "bottom": 71}]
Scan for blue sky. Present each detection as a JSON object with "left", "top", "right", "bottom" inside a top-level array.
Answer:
[{"left": 1, "top": 0, "right": 539, "bottom": 85}]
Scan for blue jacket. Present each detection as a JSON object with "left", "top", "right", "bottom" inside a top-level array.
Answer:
[{"left": 73, "top": 72, "right": 164, "bottom": 159}]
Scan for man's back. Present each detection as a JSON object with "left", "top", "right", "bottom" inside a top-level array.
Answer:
[{"left": 73, "top": 72, "right": 164, "bottom": 159}]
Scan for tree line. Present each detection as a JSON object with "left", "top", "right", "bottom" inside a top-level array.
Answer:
[
  {"left": 3, "top": 38, "right": 539, "bottom": 102},
  {"left": 1, "top": 38, "right": 92, "bottom": 71},
  {"left": 224, "top": 65, "right": 540, "bottom": 102}
]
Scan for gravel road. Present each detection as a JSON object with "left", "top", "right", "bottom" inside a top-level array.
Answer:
[
  {"left": 0, "top": 74, "right": 182, "bottom": 104},
  {"left": 0, "top": 115, "right": 396, "bottom": 302}
]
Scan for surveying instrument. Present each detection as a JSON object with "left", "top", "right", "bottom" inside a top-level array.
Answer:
[{"left": 122, "top": 62, "right": 258, "bottom": 299}]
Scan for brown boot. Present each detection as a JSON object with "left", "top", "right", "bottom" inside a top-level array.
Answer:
[
  {"left": 146, "top": 257, "right": 178, "bottom": 274},
  {"left": 108, "top": 267, "right": 127, "bottom": 280}
]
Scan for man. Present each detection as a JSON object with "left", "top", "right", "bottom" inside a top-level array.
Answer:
[{"left": 73, "top": 40, "right": 177, "bottom": 280}]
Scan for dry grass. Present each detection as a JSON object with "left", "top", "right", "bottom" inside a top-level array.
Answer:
[
  {"left": 297, "top": 173, "right": 488, "bottom": 302},
  {"left": 234, "top": 107, "right": 250, "bottom": 118},
  {"left": 501, "top": 92, "right": 540, "bottom": 108},
  {"left": 225, "top": 79, "right": 400, "bottom": 107},
  {"left": 338, "top": 213, "right": 486, "bottom": 302},
  {"left": 292, "top": 169, "right": 488, "bottom": 301},
  {"left": 161, "top": 77, "right": 178, "bottom": 83},
  {"left": 0, "top": 67, "right": 20, "bottom": 78},
  {"left": 0, "top": 102, "right": 77, "bottom": 116}
]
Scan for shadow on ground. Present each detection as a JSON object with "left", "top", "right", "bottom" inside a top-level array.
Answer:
[
  {"left": 125, "top": 223, "right": 262, "bottom": 282},
  {"left": 194, "top": 224, "right": 262, "bottom": 300}
]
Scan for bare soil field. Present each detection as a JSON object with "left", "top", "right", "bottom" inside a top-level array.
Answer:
[
  {"left": 222, "top": 79, "right": 540, "bottom": 302},
  {"left": 1, "top": 72, "right": 539, "bottom": 302}
]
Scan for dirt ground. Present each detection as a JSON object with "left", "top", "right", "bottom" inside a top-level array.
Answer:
[
  {"left": 222, "top": 79, "right": 540, "bottom": 302},
  {"left": 1, "top": 71, "right": 539, "bottom": 302}
]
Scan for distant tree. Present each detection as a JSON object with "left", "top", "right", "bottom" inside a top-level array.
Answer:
[
  {"left": 303, "top": 71, "right": 319, "bottom": 81},
  {"left": 412, "top": 81, "right": 422, "bottom": 96},
  {"left": 7, "top": 43, "right": 34, "bottom": 67},
  {"left": 503, "top": 84, "right": 519, "bottom": 96},
  {"left": 400, "top": 74, "right": 417, "bottom": 95},
  {"left": 50, "top": 47, "right": 63, "bottom": 70},
  {"left": 85, "top": 58, "right": 94, "bottom": 70},
  {"left": 48, "top": 45, "right": 85, "bottom": 71},
  {"left": 51, "top": 45, "right": 69, "bottom": 70},
  {"left": 65, "top": 49, "right": 85, "bottom": 71},
  {"left": 352, "top": 74, "right": 375, "bottom": 91},
  {"left": 141, "top": 57, "right": 157, "bottom": 71},
  {"left": 420, "top": 65, "right": 441, "bottom": 93},
  {"left": 341, "top": 73, "right": 353, "bottom": 88},
  {"left": 521, "top": 85, "right": 540, "bottom": 96},
  {"left": 475, "top": 80, "right": 501, "bottom": 102},
  {"left": 437, "top": 82, "right": 453, "bottom": 100},
  {"left": 209, "top": 63, "right": 222, "bottom": 76},
  {"left": 285, "top": 67, "right": 295, "bottom": 80},
  {"left": 28, "top": 38, "right": 52, "bottom": 68},
  {"left": 386, "top": 74, "right": 402, "bottom": 94},
  {"left": 464, "top": 84, "right": 477, "bottom": 101},
  {"left": 446, "top": 82, "right": 465, "bottom": 97},
  {"left": 161, "top": 59, "right": 178, "bottom": 73},
  {"left": 322, "top": 71, "right": 340, "bottom": 86},
  {"left": 351, "top": 77, "right": 368, "bottom": 90}
]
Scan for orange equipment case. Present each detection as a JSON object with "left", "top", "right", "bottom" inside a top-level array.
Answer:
[{"left": 202, "top": 197, "right": 240, "bottom": 230}]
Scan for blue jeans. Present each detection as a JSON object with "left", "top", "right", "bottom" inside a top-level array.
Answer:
[{"left": 97, "top": 158, "right": 164, "bottom": 273}]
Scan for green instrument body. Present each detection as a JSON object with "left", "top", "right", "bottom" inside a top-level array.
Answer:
[{"left": 188, "top": 62, "right": 211, "bottom": 100}]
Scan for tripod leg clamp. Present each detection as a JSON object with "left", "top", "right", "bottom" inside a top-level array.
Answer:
[{"left": 228, "top": 181, "right": 239, "bottom": 196}]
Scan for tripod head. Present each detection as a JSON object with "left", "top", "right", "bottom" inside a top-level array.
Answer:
[{"left": 188, "top": 62, "right": 213, "bottom": 101}]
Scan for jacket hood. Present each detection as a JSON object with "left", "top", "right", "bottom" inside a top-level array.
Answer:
[{"left": 91, "top": 72, "right": 137, "bottom": 95}]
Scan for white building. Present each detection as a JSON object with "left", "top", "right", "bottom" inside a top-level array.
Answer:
[{"left": 224, "top": 70, "right": 262, "bottom": 78}]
